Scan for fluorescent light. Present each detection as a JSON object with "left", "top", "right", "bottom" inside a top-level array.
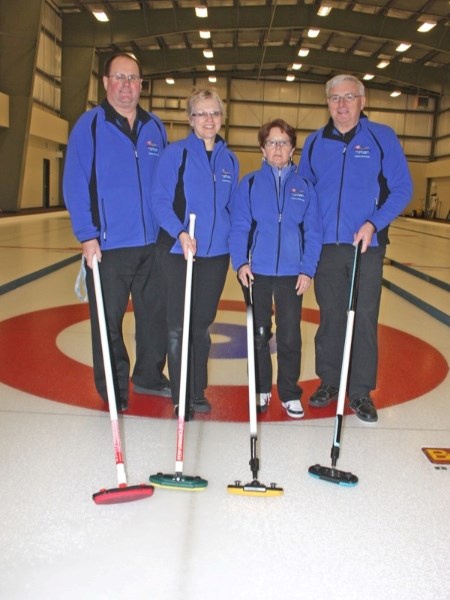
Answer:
[
  {"left": 195, "top": 6, "right": 208, "bottom": 18},
  {"left": 363, "top": 73, "right": 375, "bottom": 81},
  {"left": 165, "top": 77, "right": 175, "bottom": 85},
  {"left": 298, "top": 48, "right": 310, "bottom": 57},
  {"left": 307, "top": 28, "right": 320, "bottom": 38},
  {"left": 317, "top": 4, "right": 332, "bottom": 17},
  {"left": 292, "top": 63, "right": 302, "bottom": 70},
  {"left": 203, "top": 49, "right": 214, "bottom": 59},
  {"left": 199, "top": 30, "right": 211, "bottom": 39},
  {"left": 206, "top": 64, "right": 215, "bottom": 71},
  {"left": 286, "top": 75, "right": 295, "bottom": 82},
  {"left": 390, "top": 90, "right": 402, "bottom": 97},
  {"left": 92, "top": 10, "right": 109, "bottom": 22},
  {"left": 417, "top": 21, "right": 436, "bottom": 33},
  {"left": 396, "top": 42, "right": 411, "bottom": 53},
  {"left": 377, "top": 60, "right": 390, "bottom": 69},
  {"left": 208, "top": 76, "right": 217, "bottom": 83}
]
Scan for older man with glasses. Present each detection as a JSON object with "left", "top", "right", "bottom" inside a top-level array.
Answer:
[
  {"left": 299, "top": 74, "right": 413, "bottom": 423},
  {"left": 64, "top": 52, "right": 170, "bottom": 413}
]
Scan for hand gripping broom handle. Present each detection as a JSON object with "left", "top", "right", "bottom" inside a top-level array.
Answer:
[
  {"left": 175, "top": 214, "right": 196, "bottom": 472},
  {"left": 332, "top": 241, "right": 362, "bottom": 466},
  {"left": 92, "top": 255, "right": 127, "bottom": 486}
]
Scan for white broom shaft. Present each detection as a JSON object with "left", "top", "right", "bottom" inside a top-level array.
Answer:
[
  {"left": 246, "top": 302, "right": 258, "bottom": 437},
  {"left": 175, "top": 214, "right": 196, "bottom": 468},
  {"left": 92, "top": 256, "right": 127, "bottom": 486},
  {"left": 336, "top": 310, "right": 355, "bottom": 416}
]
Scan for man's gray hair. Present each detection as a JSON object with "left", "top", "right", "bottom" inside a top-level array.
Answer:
[{"left": 325, "top": 74, "right": 365, "bottom": 97}]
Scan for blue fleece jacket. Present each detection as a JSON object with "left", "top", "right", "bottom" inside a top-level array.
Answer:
[
  {"left": 151, "top": 131, "right": 239, "bottom": 256},
  {"left": 63, "top": 100, "right": 167, "bottom": 249},
  {"left": 298, "top": 115, "right": 413, "bottom": 246},
  {"left": 229, "top": 161, "right": 322, "bottom": 277}
]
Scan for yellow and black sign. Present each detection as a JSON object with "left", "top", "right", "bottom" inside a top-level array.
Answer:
[{"left": 421, "top": 448, "right": 450, "bottom": 465}]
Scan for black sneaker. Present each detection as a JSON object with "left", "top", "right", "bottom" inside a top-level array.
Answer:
[
  {"left": 349, "top": 395, "right": 378, "bottom": 423},
  {"left": 117, "top": 397, "right": 128, "bottom": 412},
  {"left": 134, "top": 376, "right": 171, "bottom": 398},
  {"left": 192, "top": 397, "right": 212, "bottom": 413},
  {"left": 309, "top": 383, "right": 339, "bottom": 407}
]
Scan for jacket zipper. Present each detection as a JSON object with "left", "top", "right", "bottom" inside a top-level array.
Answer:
[
  {"left": 134, "top": 125, "right": 147, "bottom": 243},
  {"left": 274, "top": 168, "right": 287, "bottom": 274},
  {"left": 206, "top": 151, "right": 218, "bottom": 255},
  {"left": 336, "top": 145, "right": 347, "bottom": 243}
]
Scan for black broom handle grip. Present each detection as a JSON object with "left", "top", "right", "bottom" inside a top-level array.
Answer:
[{"left": 348, "top": 241, "right": 363, "bottom": 312}]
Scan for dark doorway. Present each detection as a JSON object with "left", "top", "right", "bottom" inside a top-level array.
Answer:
[{"left": 43, "top": 159, "right": 50, "bottom": 208}]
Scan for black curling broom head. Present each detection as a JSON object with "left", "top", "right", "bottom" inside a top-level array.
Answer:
[
  {"left": 308, "top": 464, "right": 358, "bottom": 487},
  {"left": 227, "top": 480, "right": 284, "bottom": 497},
  {"left": 93, "top": 483, "right": 154, "bottom": 504},
  {"left": 149, "top": 472, "right": 208, "bottom": 491}
]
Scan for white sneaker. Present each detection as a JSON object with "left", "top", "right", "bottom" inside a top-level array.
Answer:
[
  {"left": 256, "top": 392, "right": 271, "bottom": 413},
  {"left": 282, "top": 399, "right": 304, "bottom": 419}
]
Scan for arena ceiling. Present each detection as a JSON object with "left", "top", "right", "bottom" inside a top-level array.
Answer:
[{"left": 56, "top": 0, "right": 450, "bottom": 96}]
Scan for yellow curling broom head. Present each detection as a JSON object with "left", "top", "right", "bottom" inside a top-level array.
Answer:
[{"left": 227, "top": 480, "right": 284, "bottom": 497}]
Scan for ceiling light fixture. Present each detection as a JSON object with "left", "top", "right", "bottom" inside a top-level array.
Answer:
[
  {"left": 199, "top": 30, "right": 211, "bottom": 39},
  {"left": 286, "top": 75, "right": 295, "bottom": 82},
  {"left": 417, "top": 21, "right": 436, "bottom": 33},
  {"left": 390, "top": 90, "right": 402, "bottom": 97},
  {"left": 166, "top": 77, "right": 175, "bottom": 85},
  {"left": 208, "top": 76, "right": 217, "bottom": 83},
  {"left": 363, "top": 73, "right": 375, "bottom": 81},
  {"left": 206, "top": 64, "right": 215, "bottom": 71},
  {"left": 203, "top": 49, "right": 214, "bottom": 59},
  {"left": 292, "top": 63, "right": 302, "bottom": 70},
  {"left": 317, "top": 3, "right": 332, "bottom": 17},
  {"left": 307, "top": 28, "right": 320, "bottom": 38},
  {"left": 396, "top": 42, "right": 411, "bottom": 53},
  {"left": 92, "top": 10, "right": 109, "bottom": 22},
  {"left": 298, "top": 48, "right": 310, "bottom": 57},
  {"left": 195, "top": 6, "right": 208, "bottom": 18},
  {"left": 377, "top": 60, "right": 390, "bottom": 69}
]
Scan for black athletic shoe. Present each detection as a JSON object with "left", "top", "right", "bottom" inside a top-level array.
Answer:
[
  {"left": 192, "top": 397, "right": 212, "bottom": 413},
  {"left": 133, "top": 375, "right": 172, "bottom": 398},
  {"left": 309, "top": 383, "right": 339, "bottom": 407},
  {"left": 174, "top": 403, "right": 195, "bottom": 421},
  {"left": 349, "top": 395, "right": 378, "bottom": 423},
  {"left": 117, "top": 397, "right": 128, "bottom": 412}
]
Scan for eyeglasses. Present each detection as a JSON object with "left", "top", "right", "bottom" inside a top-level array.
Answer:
[
  {"left": 264, "top": 139, "right": 292, "bottom": 148},
  {"left": 327, "top": 93, "right": 363, "bottom": 104},
  {"left": 108, "top": 73, "right": 142, "bottom": 84},
  {"left": 191, "top": 111, "right": 222, "bottom": 119}
]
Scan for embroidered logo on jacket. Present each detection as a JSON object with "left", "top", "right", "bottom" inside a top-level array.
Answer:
[
  {"left": 146, "top": 140, "right": 160, "bottom": 156},
  {"left": 354, "top": 144, "right": 370, "bottom": 159},
  {"left": 290, "top": 187, "right": 306, "bottom": 202},
  {"left": 221, "top": 168, "right": 233, "bottom": 183}
]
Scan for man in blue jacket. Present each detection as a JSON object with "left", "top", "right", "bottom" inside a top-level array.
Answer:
[
  {"left": 63, "top": 53, "right": 170, "bottom": 411},
  {"left": 299, "top": 74, "right": 413, "bottom": 423}
]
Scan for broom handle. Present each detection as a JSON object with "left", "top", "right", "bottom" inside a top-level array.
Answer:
[
  {"left": 92, "top": 256, "right": 127, "bottom": 486},
  {"left": 175, "top": 214, "right": 196, "bottom": 471},
  {"left": 246, "top": 283, "right": 258, "bottom": 437}
]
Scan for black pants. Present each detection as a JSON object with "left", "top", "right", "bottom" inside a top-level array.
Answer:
[
  {"left": 252, "top": 274, "right": 303, "bottom": 403},
  {"left": 86, "top": 245, "right": 167, "bottom": 402},
  {"left": 314, "top": 244, "right": 385, "bottom": 400},
  {"left": 159, "top": 248, "right": 229, "bottom": 405}
]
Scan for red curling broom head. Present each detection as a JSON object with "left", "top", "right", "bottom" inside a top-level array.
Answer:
[{"left": 93, "top": 483, "right": 154, "bottom": 505}]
